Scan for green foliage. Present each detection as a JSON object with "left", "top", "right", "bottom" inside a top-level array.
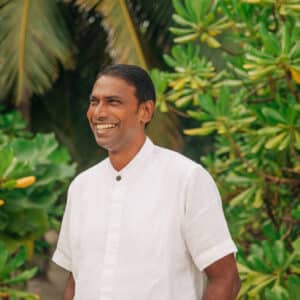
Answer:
[
  {"left": 154, "top": 0, "right": 300, "bottom": 298},
  {"left": 0, "top": 243, "right": 39, "bottom": 300},
  {"left": 0, "top": 110, "right": 76, "bottom": 252}
]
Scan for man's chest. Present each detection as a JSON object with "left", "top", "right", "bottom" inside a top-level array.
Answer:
[{"left": 70, "top": 174, "right": 187, "bottom": 271}]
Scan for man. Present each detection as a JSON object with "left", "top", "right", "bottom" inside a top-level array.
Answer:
[{"left": 53, "top": 64, "right": 241, "bottom": 300}]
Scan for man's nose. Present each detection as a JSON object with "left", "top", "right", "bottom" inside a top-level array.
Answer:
[{"left": 94, "top": 101, "right": 108, "bottom": 118}]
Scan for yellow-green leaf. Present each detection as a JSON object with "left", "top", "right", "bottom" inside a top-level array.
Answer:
[
  {"left": 265, "top": 132, "right": 287, "bottom": 149},
  {"left": 184, "top": 126, "right": 216, "bottom": 136}
]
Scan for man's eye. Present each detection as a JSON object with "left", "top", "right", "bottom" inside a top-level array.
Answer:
[
  {"left": 90, "top": 99, "right": 98, "bottom": 105},
  {"left": 109, "top": 99, "right": 121, "bottom": 105}
]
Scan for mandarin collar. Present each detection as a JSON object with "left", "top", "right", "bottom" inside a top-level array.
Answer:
[{"left": 106, "top": 137, "right": 154, "bottom": 181}]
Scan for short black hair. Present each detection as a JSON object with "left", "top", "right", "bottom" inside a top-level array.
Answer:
[{"left": 96, "top": 64, "right": 156, "bottom": 105}]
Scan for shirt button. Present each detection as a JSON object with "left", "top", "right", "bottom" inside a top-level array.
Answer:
[{"left": 116, "top": 175, "right": 122, "bottom": 181}]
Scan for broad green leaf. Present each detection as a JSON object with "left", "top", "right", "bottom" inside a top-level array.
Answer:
[
  {"left": 0, "top": 147, "right": 14, "bottom": 178},
  {"left": 0, "top": 0, "right": 75, "bottom": 105}
]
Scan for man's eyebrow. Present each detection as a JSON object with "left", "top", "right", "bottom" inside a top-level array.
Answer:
[
  {"left": 106, "top": 95, "right": 123, "bottom": 100},
  {"left": 89, "top": 95, "right": 98, "bottom": 101},
  {"left": 89, "top": 95, "right": 123, "bottom": 100}
]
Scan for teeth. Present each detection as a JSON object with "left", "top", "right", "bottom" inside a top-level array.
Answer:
[{"left": 96, "top": 124, "right": 116, "bottom": 130}]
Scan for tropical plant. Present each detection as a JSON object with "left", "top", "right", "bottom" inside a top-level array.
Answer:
[
  {"left": 153, "top": 0, "right": 300, "bottom": 298},
  {"left": 0, "top": 109, "right": 76, "bottom": 252},
  {"left": 0, "top": 243, "right": 39, "bottom": 300}
]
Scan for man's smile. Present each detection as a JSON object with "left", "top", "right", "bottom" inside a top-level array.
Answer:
[
  {"left": 95, "top": 123, "right": 117, "bottom": 130},
  {"left": 93, "top": 122, "right": 119, "bottom": 136}
]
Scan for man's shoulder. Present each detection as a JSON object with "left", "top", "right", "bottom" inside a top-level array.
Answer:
[{"left": 154, "top": 144, "right": 203, "bottom": 174}]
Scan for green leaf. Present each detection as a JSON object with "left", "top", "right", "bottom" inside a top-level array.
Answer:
[
  {"left": 265, "top": 132, "right": 287, "bottom": 150},
  {"left": 230, "top": 187, "right": 256, "bottom": 206},
  {"left": 287, "top": 275, "right": 300, "bottom": 300},
  {"left": 294, "top": 131, "right": 300, "bottom": 150},
  {"left": 184, "top": 126, "right": 216, "bottom": 136},
  {"left": 262, "top": 108, "right": 287, "bottom": 124},
  {"left": 0, "top": 243, "right": 9, "bottom": 275},
  {"left": 274, "top": 240, "right": 286, "bottom": 266},
  {"left": 0, "top": 247, "right": 26, "bottom": 278},
  {"left": 172, "top": 0, "right": 190, "bottom": 19},
  {"left": 262, "top": 241, "right": 279, "bottom": 268},
  {"left": 0, "top": 147, "right": 14, "bottom": 178},
  {"left": 292, "top": 238, "right": 300, "bottom": 254},
  {"left": 248, "top": 276, "right": 276, "bottom": 297},
  {"left": 259, "top": 24, "right": 280, "bottom": 56},
  {"left": 253, "top": 188, "right": 263, "bottom": 208},
  {"left": 1, "top": 267, "right": 38, "bottom": 285},
  {"left": 257, "top": 127, "right": 283, "bottom": 135},
  {"left": 278, "top": 134, "right": 290, "bottom": 151},
  {"left": 172, "top": 14, "right": 195, "bottom": 27}
]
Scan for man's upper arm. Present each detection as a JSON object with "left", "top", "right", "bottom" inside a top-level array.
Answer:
[{"left": 183, "top": 166, "right": 237, "bottom": 271}]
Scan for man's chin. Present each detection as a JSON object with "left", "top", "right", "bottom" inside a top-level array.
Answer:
[{"left": 94, "top": 136, "right": 114, "bottom": 151}]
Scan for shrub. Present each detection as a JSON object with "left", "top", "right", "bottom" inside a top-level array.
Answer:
[{"left": 152, "top": 0, "right": 300, "bottom": 298}]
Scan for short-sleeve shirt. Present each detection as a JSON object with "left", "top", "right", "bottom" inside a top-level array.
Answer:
[{"left": 52, "top": 137, "right": 237, "bottom": 300}]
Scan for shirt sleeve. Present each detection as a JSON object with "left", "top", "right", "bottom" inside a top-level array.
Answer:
[
  {"left": 52, "top": 184, "right": 73, "bottom": 272},
  {"left": 183, "top": 166, "right": 237, "bottom": 271}
]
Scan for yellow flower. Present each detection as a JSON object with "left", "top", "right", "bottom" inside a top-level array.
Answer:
[
  {"left": 15, "top": 176, "right": 36, "bottom": 188},
  {"left": 0, "top": 199, "right": 5, "bottom": 207},
  {"left": 290, "top": 67, "right": 300, "bottom": 84}
]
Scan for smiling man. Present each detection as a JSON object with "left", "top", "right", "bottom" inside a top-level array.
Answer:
[{"left": 53, "top": 64, "right": 241, "bottom": 300}]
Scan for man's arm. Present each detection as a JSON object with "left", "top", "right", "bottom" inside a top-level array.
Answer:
[
  {"left": 64, "top": 272, "right": 75, "bottom": 300},
  {"left": 203, "top": 253, "right": 241, "bottom": 300}
]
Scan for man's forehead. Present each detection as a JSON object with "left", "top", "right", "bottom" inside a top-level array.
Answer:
[{"left": 91, "top": 75, "right": 137, "bottom": 97}]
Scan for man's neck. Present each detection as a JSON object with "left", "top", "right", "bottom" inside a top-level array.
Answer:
[{"left": 108, "top": 135, "right": 146, "bottom": 171}]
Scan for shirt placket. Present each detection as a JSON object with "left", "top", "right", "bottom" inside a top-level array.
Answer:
[{"left": 99, "top": 177, "right": 125, "bottom": 300}]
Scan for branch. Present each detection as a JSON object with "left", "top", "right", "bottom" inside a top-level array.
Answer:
[
  {"left": 247, "top": 97, "right": 274, "bottom": 104},
  {"left": 263, "top": 174, "right": 300, "bottom": 185},
  {"left": 167, "top": 104, "right": 190, "bottom": 118},
  {"left": 219, "top": 45, "right": 243, "bottom": 56}
]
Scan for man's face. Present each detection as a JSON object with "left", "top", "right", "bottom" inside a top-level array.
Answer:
[{"left": 87, "top": 75, "right": 151, "bottom": 153}]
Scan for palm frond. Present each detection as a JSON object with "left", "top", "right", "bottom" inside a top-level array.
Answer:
[
  {"left": 0, "top": 0, "right": 75, "bottom": 105},
  {"left": 75, "top": 0, "right": 147, "bottom": 68},
  {"left": 128, "top": 0, "right": 174, "bottom": 63}
]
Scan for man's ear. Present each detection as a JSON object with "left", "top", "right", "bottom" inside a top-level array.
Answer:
[{"left": 139, "top": 100, "right": 155, "bottom": 125}]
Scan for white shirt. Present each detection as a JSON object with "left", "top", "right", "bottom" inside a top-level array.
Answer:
[{"left": 53, "top": 138, "right": 237, "bottom": 300}]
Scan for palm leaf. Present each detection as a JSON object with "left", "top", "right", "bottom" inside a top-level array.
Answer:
[
  {"left": 128, "top": 0, "right": 174, "bottom": 61},
  {"left": 0, "top": 0, "right": 75, "bottom": 105},
  {"left": 75, "top": 0, "right": 147, "bottom": 68}
]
